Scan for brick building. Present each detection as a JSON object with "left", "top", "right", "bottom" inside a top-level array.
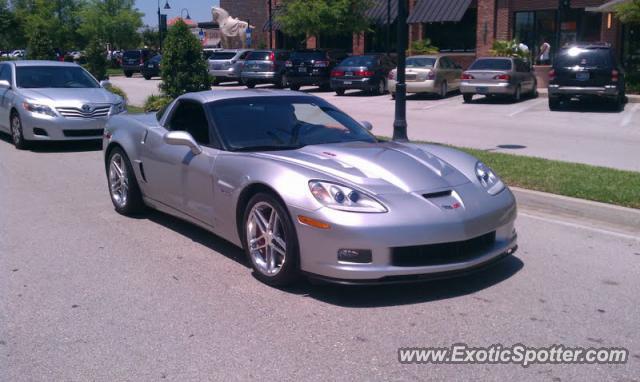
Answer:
[{"left": 219, "top": 0, "right": 635, "bottom": 69}]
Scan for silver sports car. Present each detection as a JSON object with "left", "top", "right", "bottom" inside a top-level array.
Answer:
[
  {"left": 103, "top": 90, "right": 517, "bottom": 286},
  {"left": 0, "top": 61, "right": 126, "bottom": 149}
]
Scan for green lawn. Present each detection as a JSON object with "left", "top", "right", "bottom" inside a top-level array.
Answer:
[
  {"left": 126, "top": 105, "right": 144, "bottom": 114},
  {"left": 107, "top": 68, "right": 123, "bottom": 77}
]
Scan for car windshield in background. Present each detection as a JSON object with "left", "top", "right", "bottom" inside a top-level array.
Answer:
[
  {"left": 556, "top": 48, "right": 611, "bottom": 68},
  {"left": 123, "top": 51, "right": 141, "bottom": 60},
  {"left": 246, "top": 51, "right": 272, "bottom": 61},
  {"left": 291, "top": 51, "right": 327, "bottom": 61},
  {"left": 469, "top": 59, "right": 512, "bottom": 71},
  {"left": 16, "top": 66, "right": 99, "bottom": 89},
  {"left": 150, "top": 55, "right": 161, "bottom": 63},
  {"left": 209, "top": 52, "right": 237, "bottom": 60},
  {"left": 339, "top": 56, "right": 376, "bottom": 67},
  {"left": 208, "top": 97, "right": 376, "bottom": 151},
  {"left": 406, "top": 57, "right": 436, "bottom": 68}
]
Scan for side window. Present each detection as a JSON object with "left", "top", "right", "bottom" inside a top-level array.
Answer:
[
  {"left": 167, "top": 101, "right": 211, "bottom": 145},
  {"left": 438, "top": 58, "right": 450, "bottom": 69},
  {"left": 239, "top": 51, "right": 250, "bottom": 60},
  {"left": 0, "top": 64, "right": 11, "bottom": 83}
]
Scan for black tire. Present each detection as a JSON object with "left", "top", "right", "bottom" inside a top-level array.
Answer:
[
  {"left": 612, "top": 94, "right": 625, "bottom": 112},
  {"left": 242, "top": 193, "right": 300, "bottom": 286},
  {"left": 319, "top": 83, "right": 331, "bottom": 91},
  {"left": 531, "top": 82, "right": 539, "bottom": 98},
  {"left": 143, "top": 74, "right": 152, "bottom": 80},
  {"left": 390, "top": 92, "right": 396, "bottom": 100},
  {"left": 10, "top": 112, "right": 28, "bottom": 150},
  {"left": 512, "top": 85, "right": 522, "bottom": 102},
  {"left": 375, "top": 79, "right": 386, "bottom": 95},
  {"left": 335, "top": 88, "right": 345, "bottom": 96},
  {"left": 124, "top": 71, "right": 133, "bottom": 78},
  {"left": 275, "top": 75, "right": 287, "bottom": 89},
  {"left": 245, "top": 81, "right": 256, "bottom": 89},
  {"left": 463, "top": 93, "right": 473, "bottom": 103},
  {"left": 548, "top": 97, "right": 561, "bottom": 111},
  {"left": 290, "top": 84, "right": 301, "bottom": 91},
  {"left": 212, "top": 79, "right": 221, "bottom": 86},
  {"left": 106, "top": 147, "right": 145, "bottom": 215},
  {"left": 439, "top": 81, "right": 448, "bottom": 99}
]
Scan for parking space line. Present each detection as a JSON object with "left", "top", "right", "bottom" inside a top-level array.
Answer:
[
  {"left": 421, "top": 97, "right": 462, "bottom": 110},
  {"left": 507, "top": 99, "right": 546, "bottom": 117},
  {"left": 620, "top": 103, "right": 639, "bottom": 128},
  {"left": 519, "top": 212, "right": 640, "bottom": 242}
]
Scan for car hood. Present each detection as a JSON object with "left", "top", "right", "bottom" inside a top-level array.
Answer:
[
  {"left": 256, "top": 141, "right": 471, "bottom": 194},
  {"left": 19, "top": 88, "right": 121, "bottom": 106}
]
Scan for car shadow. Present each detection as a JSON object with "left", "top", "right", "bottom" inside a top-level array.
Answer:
[
  {"left": 467, "top": 95, "right": 532, "bottom": 105},
  {"left": 406, "top": 91, "right": 461, "bottom": 101},
  {"left": 0, "top": 133, "right": 102, "bottom": 152}
]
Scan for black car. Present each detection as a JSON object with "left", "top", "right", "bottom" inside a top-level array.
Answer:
[
  {"left": 548, "top": 43, "right": 625, "bottom": 110},
  {"left": 330, "top": 54, "right": 396, "bottom": 96},
  {"left": 122, "top": 49, "right": 155, "bottom": 78},
  {"left": 284, "top": 49, "right": 346, "bottom": 91},
  {"left": 142, "top": 54, "right": 161, "bottom": 80},
  {"left": 240, "top": 50, "right": 291, "bottom": 88}
]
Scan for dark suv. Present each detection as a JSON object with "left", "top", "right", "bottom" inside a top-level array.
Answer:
[
  {"left": 548, "top": 43, "right": 625, "bottom": 110},
  {"left": 240, "top": 50, "right": 291, "bottom": 88},
  {"left": 284, "top": 49, "right": 347, "bottom": 91},
  {"left": 122, "top": 49, "right": 154, "bottom": 78}
]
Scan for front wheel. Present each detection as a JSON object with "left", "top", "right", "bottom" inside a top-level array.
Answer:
[
  {"left": 124, "top": 71, "right": 133, "bottom": 78},
  {"left": 463, "top": 93, "right": 473, "bottom": 103},
  {"left": 107, "top": 147, "right": 145, "bottom": 215},
  {"left": 143, "top": 74, "right": 151, "bottom": 80},
  {"left": 243, "top": 193, "right": 300, "bottom": 286},
  {"left": 290, "top": 84, "right": 301, "bottom": 91},
  {"left": 10, "top": 112, "right": 28, "bottom": 150},
  {"left": 245, "top": 81, "right": 256, "bottom": 89},
  {"left": 335, "top": 89, "right": 345, "bottom": 96}
]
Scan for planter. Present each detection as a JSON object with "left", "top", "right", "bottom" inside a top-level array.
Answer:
[{"left": 534, "top": 65, "right": 552, "bottom": 88}]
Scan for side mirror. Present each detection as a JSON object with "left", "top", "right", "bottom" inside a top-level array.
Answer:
[
  {"left": 164, "top": 131, "right": 202, "bottom": 155},
  {"left": 360, "top": 121, "right": 373, "bottom": 131},
  {"left": 100, "top": 80, "right": 112, "bottom": 88},
  {"left": 0, "top": 80, "right": 10, "bottom": 89}
]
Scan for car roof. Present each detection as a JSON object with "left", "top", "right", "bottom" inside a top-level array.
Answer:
[
  {"left": 179, "top": 89, "right": 319, "bottom": 104},
  {"left": 12, "top": 60, "right": 79, "bottom": 67},
  {"left": 407, "top": 55, "right": 440, "bottom": 59}
]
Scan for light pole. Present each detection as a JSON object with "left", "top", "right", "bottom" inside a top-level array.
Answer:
[
  {"left": 386, "top": 0, "right": 391, "bottom": 54},
  {"left": 393, "top": 0, "right": 408, "bottom": 142},
  {"left": 158, "top": 0, "right": 171, "bottom": 52},
  {"left": 268, "top": 0, "right": 273, "bottom": 49},
  {"left": 181, "top": 8, "right": 191, "bottom": 21}
]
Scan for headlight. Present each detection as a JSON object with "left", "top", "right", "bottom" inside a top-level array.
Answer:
[
  {"left": 475, "top": 161, "right": 505, "bottom": 195},
  {"left": 308, "top": 180, "right": 387, "bottom": 213},
  {"left": 22, "top": 101, "right": 56, "bottom": 117},
  {"left": 112, "top": 101, "right": 126, "bottom": 114}
]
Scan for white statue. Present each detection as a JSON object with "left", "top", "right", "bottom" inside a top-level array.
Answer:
[{"left": 211, "top": 7, "right": 253, "bottom": 49}]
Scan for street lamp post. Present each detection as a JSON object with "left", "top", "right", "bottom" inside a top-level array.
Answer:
[
  {"left": 386, "top": 0, "right": 391, "bottom": 54},
  {"left": 268, "top": 0, "right": 273, "bottom": 49},
  {"left": 158, "top": 0, "right": 171, "bottom": 52},
  {"left": 181, "top": 8, "right": 191, "bottom": 20},
  {"left": 393, "top": 0, "right": 408, "bottom": 142}
]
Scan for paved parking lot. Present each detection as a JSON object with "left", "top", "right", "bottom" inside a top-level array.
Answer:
[
  {"left": 113, "top": 76, "right": 640, "bottom": 172},
  {"left": 2, "top": 128, "right": 640, "bottom": 381}
]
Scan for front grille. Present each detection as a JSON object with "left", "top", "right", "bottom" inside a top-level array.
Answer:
[
  {"left": 57, "top": 105, "right": 111, "bottom": 119},
  {"left": 63, "top": 129, "right": 104, "bottom": 137},
  {"left": 391, "top": 232, "right": 496, "bottom": 267}
]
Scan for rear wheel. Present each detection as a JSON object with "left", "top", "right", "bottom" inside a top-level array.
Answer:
[
  {"left": 143, "top": 74, "right": 151, "bottom": 80},
  {"left": 242, "top": 193, "right": 299, "bottom": 286},
  {"left": 375, "top": 79, "right": 386, "bottom": 95},
  {"left": 275, "top": 75, "right": 287, "bottom": 89},
  {"left": 335, "top": 88, "right": 345, "bottom": 96},
  {"left": 548, "top": 97, "right": 561, "bottom": 111},
  {"left": 390, "top": 92, "right": 396, "bottom": 100},
  {"left": 10, "top": 112, "right": 28, "bottom": 150},
  {"left": 439, "top": 81, "right": 448, "bottom": 99},
  {"left": 463, "top": 93, "right": 473, "bottom": 103},
  {"left": 531, "top": 82, "right": 539, "bottom": 98},
  {"left": 107, "top": 147, "right": 145, "bottom": 215},
  {"left": 245, "top": 81, "right": 256, "bottom": 89},
  {"left": 290, "top": 84, "right": 301, "bottom": 91},
  {"left": 612, "top": 95, "right": 625, "bottom": 111},
  {"left": 124, "top": 71, "right": 133, "bottom": 78},
  {"left": 512, "top": 85, "right": 522, "bottom": 102},
  {"left": 212, "top": 79, "right": 221, "bottom": 86}
]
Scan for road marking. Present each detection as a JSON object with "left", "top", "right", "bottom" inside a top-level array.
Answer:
[
  {"left": 519, "top": 212, "right": 640, "bottom": 242},
  {"left": 421, "top": 98, "right": 462, "bottom": 110},
  {"left": 620, "top": 103, "right": 639, "bottom": 128},
  {"left": 508, "top": 99, "right": 546, "bottom": 117}
]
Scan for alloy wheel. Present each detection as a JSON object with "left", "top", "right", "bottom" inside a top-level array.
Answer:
[
  {"left": 246, "top": 201, "right": 287, "bottom": 277},
  {"left": 109, "top": 153, "right": 129, "bottom": 209},
  {"left": 440, "top": 82, "right": 448, "bottom": 98},
  {"left": 11, "top": 115, "right": 23, "bottom": 146}
]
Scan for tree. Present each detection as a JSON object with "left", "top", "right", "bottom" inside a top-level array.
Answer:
[
  {"left": 0, "top": 0, "right": 18, "bottom": 51},
  {"left": 615, "top": 0, "right": 640, "bottom": 24},
  {"left": 79, "top": 0, "right": 143, "bottom": 50},
  {"left": 140, "top": 26, "right": 160, "bottom": 51},
  {"left": 85, "top": 37, "right": 108, "bottom": 80},
  {"left": 22, "top": 0, "right": 85, "bottom": 53},
  {"left": 27, "top": 27, "right": 56, "bottom": 60},
  {"left": 277, "top": 0, "right": 372, "bottom": 42},
  {"left": 160, "top": 20, "right": 210, "bottom": 99}
]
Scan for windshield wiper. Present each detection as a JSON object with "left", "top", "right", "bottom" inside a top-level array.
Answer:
[{"left": 233, "top": 144, "right": 305, "bottom": 152}]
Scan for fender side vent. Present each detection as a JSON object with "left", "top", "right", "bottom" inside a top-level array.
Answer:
[
  {"left": 139, "top": 162, "right": 147, "bottom": 183},
  {"left": 423, "top": 190, "right": 452, "bottom": 199}
]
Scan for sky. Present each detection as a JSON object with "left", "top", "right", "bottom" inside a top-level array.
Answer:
[{"left": 138, "top": 0, "right": 220, "bottom": 26}]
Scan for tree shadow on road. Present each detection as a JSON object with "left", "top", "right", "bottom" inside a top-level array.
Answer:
[{"left": 0, "top": 133, "right": 102, "bottom": 153}]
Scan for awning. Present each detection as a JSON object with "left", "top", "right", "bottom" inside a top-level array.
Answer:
[
  {"left": 263, "top": 6, "right": 284, "bottom": 32},
  {"left": 365, "top": 0, "right": 398, "bottom": 25},
  {"left": 586, "top": 0, "right": 630, "bottom": 12},
  {"left": 407, "top": 0, "right": 473, "bottom": 23}
]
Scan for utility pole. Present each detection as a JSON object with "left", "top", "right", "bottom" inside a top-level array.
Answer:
[
  {"left": 386, "top": 0, "right": 391, "bottom": 54},
  {"left": 392, "top": 0, "right": 408, "bottom": 142},
  {"left": 268, "top": 0, "right": 273, "bottom": 49}
]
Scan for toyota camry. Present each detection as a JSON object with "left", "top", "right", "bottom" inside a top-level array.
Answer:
[{"left": 102, "top": 90, "right": 517, "bottom": 286}]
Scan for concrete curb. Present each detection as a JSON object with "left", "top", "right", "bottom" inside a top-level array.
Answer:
[
  {"left": 536, "top": 89, "right": 640, "bottom": 103},
  {"left": 512, "top": 187, "right": 640, "bottom": 238}
]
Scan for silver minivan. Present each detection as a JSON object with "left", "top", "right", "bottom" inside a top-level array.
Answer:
[
  {"left": 460, "top": 57, "right": 537, "bottom": 103},
  {"left": 208, "top": 49, "right": 252, "bottom": 85}
]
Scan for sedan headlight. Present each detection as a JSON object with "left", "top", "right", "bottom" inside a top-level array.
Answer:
[
  {"left": 22, "top": 101, "right": 56, "bottom": 117},
  {"left": 309, "top": 180, "right": 387, "bottom": 213},
  {"left": 475, "top": 161, "right": 505, "bottom": 195},
  {"left": 112, "top": 101, "right": 126, "bottom": 114}
]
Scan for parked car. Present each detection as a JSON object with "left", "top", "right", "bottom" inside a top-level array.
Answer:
[
  {"left": 10, "top": 50, "right": 25, "bottom": 58},
  {"left": 240, "top": 49, "right": 290, "bottom": 89},
  {"left": 141, "top": 54, "right": 161, "bottom": 80},
  {"left": 208, "top": 49, "right": 252, "bottom": 85},
  {"left": 388, "top": 55, "right": 462, "bottom": 99},
  {"left": 548, "top": 43, "right": 625, "bottom": 111},
  {"left": 285, "top": 49, "right": 347, "bottom": 91},
  {"left": 121, "top": 49, "right": 154, "bottom": 78},
  {"left": 330, "top": 53, "right": 395, "bottom": 96},
  {"left": 460, "top": 57, "right": 537, "bottom": 103},
  {"left": 102, "top": 89, "right": 518, "bottom": 286},
  {"left": 0, "top": 61, "right": 125, "bottom": 149}
]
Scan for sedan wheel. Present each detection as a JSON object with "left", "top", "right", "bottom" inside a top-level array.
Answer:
[
  {"left": 107, "top": 148, "right": 144, "bottom": 215},
  {"left": 244, "top": 193, "right": 299, "bottom": 286},
  {"left": 10, "top": 113, "right": 27, "bottom": 150},
  {"left": 439, "top": 81, "right": 448, "bottom": 99},
  {"left": 376, "top": 80, "right": 386, "bottom": 95},
  {"left": 513, "top": 86, "right": 522, "bottom": 102}
]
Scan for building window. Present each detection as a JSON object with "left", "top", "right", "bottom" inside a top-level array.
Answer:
[
  {"left": 513, "top": 10, "right": 556, "bottom": 63},
  {"left": 422, "top": 8, "right": 477, "bottom": 53}
]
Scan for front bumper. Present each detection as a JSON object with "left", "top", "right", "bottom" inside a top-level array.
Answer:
[
  {"left": 290, "top": 183, "right": 518, "bottom": 282},
  {"left": 331, "top": 77, "right": 377, "bottom": 90},
  {"left": 20, "top": 111, "right": 108, "bottom": 141},
  {"left": 460, "top": 81, "right": 515, "bottom": 95},
  {"left": 548, "top": 85, "right": 619, "bottom": 98},
  {"left": 389, "top": 79, "right": 437, "bottom": 94}
]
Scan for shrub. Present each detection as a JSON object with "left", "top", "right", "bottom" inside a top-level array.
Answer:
[
  {"left": 490, "top": 39, "right": 528, "bottom": 59},
  {"left": 408, "top": 39, "right": 439, "bottom": 55},
  {"left": 144, "top": 94, "right": 173, "bottom": 113},
  {"left": 85, "top": 38, "right": 108, "bottom": 81},
  {"left": 627, "top": 72, "right": 640, "bottom": 95},
  {"left": 160, "top": 20, "right": 210, "bottom": 98},
  {"left": 107, "top": 85, "right": 128, "bottom": 103}
]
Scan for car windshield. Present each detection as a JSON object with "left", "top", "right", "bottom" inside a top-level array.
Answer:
[
  {"left": 209, "top": 52, "right": 236, "bottom": 60},
  {"left": 469, "top": 59, "right": 512, "bottom": 71},
  {"left": 208, "top": 97, "right": 376, "bottom": 151},
  {"left": 123, "top": 51, "right": 141, "bottom": 59},
  {"left": 406, "top": 57, "right": 436, "bottom": 68},
  {"left": 556, "top": 48, "right": 611, "bottom": 68},
  {"left": 291, "top": 51, "right": 327, "bottom": 61},
  {"left": 246, "top": 51, "right": 272, "bottom": 61},
  {"left": 16, "top": 66, "right": 99, "bottom": 89},
  {"left": 339, "top": 56, "right": 377, "bottom": 67}
]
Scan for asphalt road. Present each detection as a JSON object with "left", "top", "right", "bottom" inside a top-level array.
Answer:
[
  {"left": 1, "top": 135, "right": 639, "bottom": 381},
  {"left": 111, "top": 76, "right": 640, "bottom": 172}
]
